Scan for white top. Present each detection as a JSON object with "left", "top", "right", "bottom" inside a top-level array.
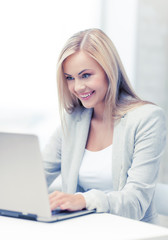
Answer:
[{"left": 78, "top": 145, "right": 113, "bottom": 193}]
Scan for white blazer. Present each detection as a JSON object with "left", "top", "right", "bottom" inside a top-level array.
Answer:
[{"left": 43, "top": 104, "right": 166, "bottom": 223}]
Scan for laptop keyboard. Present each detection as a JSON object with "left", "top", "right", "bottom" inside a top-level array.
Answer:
[
  {"left": 52, "top": 208, "right": 62, "bottom": 215},
  {"left": 52, "top": 208, "right": 71, "bottom": 215},
  {"left": 52, "top": 208, "right": 79, "bottom": 216}
]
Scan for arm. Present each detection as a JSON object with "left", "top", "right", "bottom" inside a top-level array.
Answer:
[
  {"left": 81, "top": 106, "right": 167, "bottom": 220},
  {"left": 43, "top": 126, "right": 62, "bottom": 188},
  {"left": 43, "top": 126, "right": 87, "bottom": 211}
]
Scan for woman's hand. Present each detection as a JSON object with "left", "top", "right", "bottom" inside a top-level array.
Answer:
[{"left": 49, "top": 191, "right": 86, "bottom": 211}]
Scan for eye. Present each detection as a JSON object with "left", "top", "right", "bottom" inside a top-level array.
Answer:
[
  {"left": 65, "top": 76, "right": 74, "bottom": 81},
  {"left": 82, "top": 73, "right": 91, "bottom": 79}
]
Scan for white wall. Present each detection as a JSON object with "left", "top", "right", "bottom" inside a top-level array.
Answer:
[
  {"left": 0, "top": 0, "right": 101, "bottom": 148},
  {"left": 101, "top": 0, "right": 138, "bottom": 86},
  {"left": 0, "top": 0, "right": 138, "bottom": 148},
  {"left": 135, "top": 0, "right": 168, "bottom": 184}
]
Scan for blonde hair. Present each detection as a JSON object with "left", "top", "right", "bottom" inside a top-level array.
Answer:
[{"left": 57, "top": 28, "right": 148, "bottom": 122}]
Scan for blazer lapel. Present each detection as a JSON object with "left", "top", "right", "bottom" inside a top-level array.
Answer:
[
  {"left": 112, "top": 116, "right": 126, "bottom": 191},
  {"left": 64, "top": 108, "right": 93, "bottom": 193}
]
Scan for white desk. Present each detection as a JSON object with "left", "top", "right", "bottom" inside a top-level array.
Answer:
[{"left": 1, "top": 213, "right": 168, "bottom": 240}]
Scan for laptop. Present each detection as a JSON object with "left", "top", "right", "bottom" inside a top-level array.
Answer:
[{"left": 0, "top": 132, "right": 95, "bottom": 222}]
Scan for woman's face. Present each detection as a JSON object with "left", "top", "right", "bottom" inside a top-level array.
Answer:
[{"left": 63, "top": 51, "right": 108, "bottom": 111}]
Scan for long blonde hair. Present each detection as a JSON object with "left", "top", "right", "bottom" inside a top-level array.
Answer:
[{"left": 57, "top": 28, "right": 148, "bottom": 122}]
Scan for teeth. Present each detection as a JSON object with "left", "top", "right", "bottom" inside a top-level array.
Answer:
[{"left": 81, "top": 92, "right": 93, "bottom": 98}]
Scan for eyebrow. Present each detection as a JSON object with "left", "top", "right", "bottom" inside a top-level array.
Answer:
[
  {"left": 64, "top": 73, "right": 72, "bottom": 76},
  {"left": 78, "top": 69, "right": 90, "bottom": 75},
  {"left": 64, "top": 69, "right": 91, "bottom": 76}
]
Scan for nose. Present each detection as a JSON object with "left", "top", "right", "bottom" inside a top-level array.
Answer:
[{"left": 74, "top": 78, "right": 86, "bottom": 93}]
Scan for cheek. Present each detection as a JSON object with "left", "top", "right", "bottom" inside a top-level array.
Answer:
[
  {"left": 102, "top": 76, "right": 109, "bottom": 89},
  {"left": 67, "top": 82, "right": 74, "bottom": 93}
]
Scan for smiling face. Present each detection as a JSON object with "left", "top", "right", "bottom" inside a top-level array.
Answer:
[{"left": 63, "top": 51, "right": 108, "bottom": 113}]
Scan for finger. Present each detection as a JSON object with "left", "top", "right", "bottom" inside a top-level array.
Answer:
[
  {"left": 50, "top": 201, "right": 60, "bottom": 210},
  {"left": 59, "top": 201, "right": 71, "bottom": 211},
  {"left": 49, "top": 192, "right": 65, "bottom": 205},
  {"left": 50, "top": 198, "right": 66, "bottom": 210},
  {"left": 60, "top": 196, "right": 82, "bottom": 211},
  {"left": 50, "top": 194, "right": 70, "bottom": 210},
  {"left": 49, "top": 191, "right": 62, "bottom": 199}
]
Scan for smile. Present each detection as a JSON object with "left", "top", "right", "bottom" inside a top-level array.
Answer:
[{"left": 80, "top": 91, "right": 95, "bottom": 99}]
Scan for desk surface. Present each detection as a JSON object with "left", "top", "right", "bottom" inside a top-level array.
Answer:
[{"left": 1, "top": 213, "right": 168, "bottom": 240}]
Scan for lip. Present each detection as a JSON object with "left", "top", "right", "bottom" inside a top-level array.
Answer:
[{"left": 79, "top": 91, "right": 95, "bottom": 100}]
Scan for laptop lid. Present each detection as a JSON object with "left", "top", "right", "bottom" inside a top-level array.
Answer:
[
  {"left": 0, "top": 132, "right": 95, "bottom": 222},
  {"left": 0, "top": 132, "right": 51, "bottom": 220}
]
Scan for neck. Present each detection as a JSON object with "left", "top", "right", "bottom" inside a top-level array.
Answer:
[
  {"left": 92, "top": 105, "right": 104, "bottom": 121},
  {"left": 92, "top": 105, "right": 113, "bottom": 127}
]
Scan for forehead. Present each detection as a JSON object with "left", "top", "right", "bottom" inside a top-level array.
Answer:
[{"left": 63, "top": 51, "right": 100, "bottom": 73}]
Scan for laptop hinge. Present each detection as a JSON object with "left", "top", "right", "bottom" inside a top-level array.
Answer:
[{"left": 0, "top": 209, "right": 37, "bottom": 221}]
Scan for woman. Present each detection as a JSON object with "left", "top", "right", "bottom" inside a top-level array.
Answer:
[{"left": 43, "top": 28, "right": 166, "bottom": 223}]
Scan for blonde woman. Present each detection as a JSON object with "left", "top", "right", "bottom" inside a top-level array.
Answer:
[{"left": 43, "top": 28, "right": 166, "bottom": 223}]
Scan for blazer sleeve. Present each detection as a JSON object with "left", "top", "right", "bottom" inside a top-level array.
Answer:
[
  {"left": 81, "top": 106, "right": 167, "bottom": 220},
  {"left": 42, "top": 126, "right": 62, "bottom": 187}
]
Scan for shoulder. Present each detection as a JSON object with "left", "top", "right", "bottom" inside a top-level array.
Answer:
[
  {"left": 125, "top": 104, "right": 166, "bottom": 125},
  {"left": 121, "top": 104, "right": 166, "bottom": 139},
  {"left": 64, "top": 106, "right": 93, "bottom": 123}
]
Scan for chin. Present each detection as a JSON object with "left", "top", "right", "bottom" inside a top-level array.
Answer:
[{"left": 81, "top": 103, "right": 94, "bottom": 109}]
